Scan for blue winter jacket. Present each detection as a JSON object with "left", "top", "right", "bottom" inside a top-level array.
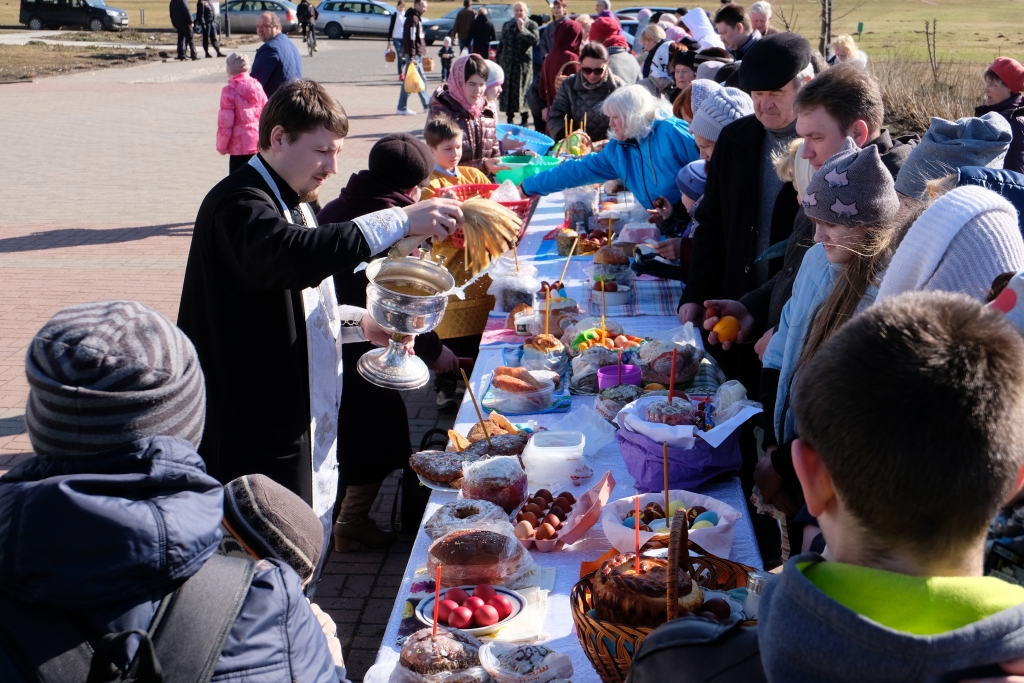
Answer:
[
  {"left": 0, "top": 436, "right": 337, "bottom": 683},
  {"left": 762, "top": 244, "right": 878, "bottom": 443},
  {"left": 958, "top": 166, "right": 1024, "bottom": 233},
  {"left": 521, "top": 116, "right": 699, "bottom": 209},
  {"left": 251, "top": 32, "right": 303, "bottom": 97}
]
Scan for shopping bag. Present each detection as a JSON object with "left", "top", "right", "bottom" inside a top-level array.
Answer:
[
  {"left": 384, "top": 46, "right": 396, "bottom": 62},
  {"left": 404, "top": 61, "right": 425, "bottom": 93}
]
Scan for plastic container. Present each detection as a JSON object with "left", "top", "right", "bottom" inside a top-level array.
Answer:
[
  {"left": 595, "top": 285, "right": 631, "bottom": 306},
  {"left": 489, "top": 376, "right": 555, "bottom": 414},
  {"left": 514, "top": 311, "right": 538, "bottom": 336},
  {"left": 597, "top": 364, "right": 642, "bottom": 390},
  {"left": 497, "top": 124, "right": 554, "bottom": 156},
  {"left": 495, "top": 156, "right": 561, "bottom": 185}
]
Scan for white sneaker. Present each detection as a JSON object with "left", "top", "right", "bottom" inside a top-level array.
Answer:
[{"left": 396, "top": 108, "right": 418, "bottom": 116}]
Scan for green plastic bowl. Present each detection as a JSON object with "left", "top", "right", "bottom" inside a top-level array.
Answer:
[{"left": 495, "top": 156, "right": 560, "bottom": 185}]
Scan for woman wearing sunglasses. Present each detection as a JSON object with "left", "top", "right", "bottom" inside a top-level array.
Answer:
[{"left": 547, "top": 41, "right": 628, "bottom": 143}]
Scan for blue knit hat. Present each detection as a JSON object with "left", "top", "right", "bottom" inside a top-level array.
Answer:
[
  {"left": 894, "top": 113, "right": 1012, "bottom": 199},
  {"left": 676, "top": 160, "right": 707, "bottom": 201}
]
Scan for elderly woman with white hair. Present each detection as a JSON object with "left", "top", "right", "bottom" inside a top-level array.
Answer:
[
  {"left": 749, "top": 1, "right": 778, "bottom": 36},
  {"left": 521, "top": 84, "right": 700, "bottom": 209}
]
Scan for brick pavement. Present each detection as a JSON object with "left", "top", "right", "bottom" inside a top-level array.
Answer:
[{"left": 0, "top": 36, "right": 455, "bottom": 680}]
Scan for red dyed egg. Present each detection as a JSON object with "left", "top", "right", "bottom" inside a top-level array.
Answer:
[
  {"left": 436, "top": 598, "right": 460, "bottom": 623},
  {"left": 473, "top": 605, "right": 500, "bottom": 627},
  {"left": 448, "top": 606, "right": 474, "bottom": 629},
  {"left": 473, "top": 584, "right": 497, "bottom": 602},
  {"left": 487, "top": 595, "right": 513, "bottom": 620},
  {"left": 445, "top": 588, "right": 470, "bottom": 605}
]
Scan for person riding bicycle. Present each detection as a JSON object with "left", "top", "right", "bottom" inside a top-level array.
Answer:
[{"left": 297, "top": 0, "right": 318, "bottom": 46}]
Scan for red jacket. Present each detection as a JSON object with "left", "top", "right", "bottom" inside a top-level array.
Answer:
[
  {"left": 539, "top": 19, "right": 582, "bottom": 108},
  {"left": 216, "top": 73, "right": 267, "bottom": 156}
]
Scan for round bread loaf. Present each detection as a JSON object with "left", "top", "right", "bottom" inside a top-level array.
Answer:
[
  {"left": 464, "top": 433, "right": 528, "bottom": 457},
  {"left": 427, "top": 528, "right": 525, "bottom": 586},
  {"left": 592, "top": 553, "right": 703, "bottom": 628},
  {"left": 400, "top": 627, "right": 482, "bottom": 674},
  {"left": 593, "top": 246, "right": 629, "bottom": 265},
  {"left": 506, "top": 304, "right": 534, "bottom": 329}
]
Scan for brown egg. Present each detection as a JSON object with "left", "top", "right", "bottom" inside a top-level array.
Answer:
[
  {"left": 524, "top": 503, "right": 544, "bottom": 517},
  {"left": 535, "top": 522, "right": 557, "bottom": 540},
  {"left": 535, "top": 489, "right": 554, "bottom": 503},
  {"left": 514, "top": 520, "right": 535, "bottom": 539},
  {"left": 543, "top": 513, "right": 562, "bottom": 530},
  {"left": 548, "top": 505, "right": 567, "bottom": 521},
  {"left": 520, "top": 511, "right": 539, "bottom": 527},
  {"left": 553, "top": 496, "right": 573, "bottom": 511},
  {"left": 529, "top": 496, "right": 549, "bottom": 509},
  {"left": 557, "top": 491, "right": 576, "bottom": 505}
]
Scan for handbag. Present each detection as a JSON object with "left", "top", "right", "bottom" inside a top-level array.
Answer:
[
  {"left": 385, "top": 46, "right": 396, "bottom": 63},
  {"left": 404, "top": 61, "right": 425, "bottom": 93}
]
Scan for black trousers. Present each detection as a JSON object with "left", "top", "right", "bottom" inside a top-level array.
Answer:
[
  {"left": 199, "top": 22, "right": 220, "bottom": 55},
  {"left": 229, "top": 154, "right": 253, "bottom": 174},
  {"left": 176, "top": 27, "right": 197, "bottom": 59}
]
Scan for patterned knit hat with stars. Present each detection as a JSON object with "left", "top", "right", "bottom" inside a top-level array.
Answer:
[{"left": 802, "top": 137, "right": 900, "bottom": 227}]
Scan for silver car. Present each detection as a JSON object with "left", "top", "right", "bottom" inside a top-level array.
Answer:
[
  {"left": 315, "top": 0, "right": 397, "bottom": 39},
  {"left": 217, "top": 0, "right": 300, "bottom": 33}
]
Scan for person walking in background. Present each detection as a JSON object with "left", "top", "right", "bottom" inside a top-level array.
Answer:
[
  {"left": 396, "top": 0, "right": 430, "bottom": 115},
  {"left": 217, "top": 53, "right": 267, "bottom": 174},
  {"left": 195, "top": 0, "right": 224, "bottom": 58},
  {"left": 498, "top": 2, "right": 539, "bottom": 126},
  {"left": 388, "top": 0, "right": 406, "bottom": 79},
  {"left": 528, "top": 0, "right": 566, "bottom": 133},
  {"left": 169, "top": 0, "right": 197, "bottom": 61},
  {"left": 748, "top": 1, "right": 777, "bottom": 36},
  {"left": 297, "top": 0, "right": 318, "bottom": 48},
  {"left": 453, "top": 0, "right": 475, "bottom": 52},
  {"left": 976, "top": 57, "right": 1024, "bottom": 174},
  {"left": 251, "top": 12, "right": 302, "bottom": 97},
  {"left": 439, "top": 36, "right": 455, "bottom": 82},
  {"left": 469, "top": 7, "right": 495, "bottom": 57}
]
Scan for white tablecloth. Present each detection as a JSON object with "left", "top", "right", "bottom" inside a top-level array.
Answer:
[{"left": 366, "top": 193, "right": 763, "bottom": 683}]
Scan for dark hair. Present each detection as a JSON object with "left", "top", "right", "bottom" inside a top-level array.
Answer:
[
  {"left": 258, "top": 79, "right": 349, "bottom": 150},
  {"left": 713, "top": 3, "right": 750, "bottom": 31},
  {"left": 423, "top": 114, "right": 462, "bottom": 147},
  {"left": 985, "top": 69, "right": 1009, "bottom": 89},
  {"left": 673, "top": 82, "right": 692, "bottom": 120},
  {"left": 794, "top": 62, "right": 884, "bottom": 137},
  {"left": 989, "top": 271, "right": 1017, "bottom": 303},
  {"left": 463, "top": 53, "right": 489, "bottom": 82},
  {"left": 793, "top": 291, "right": 1024, "bottom": 559},
  {"left": 695, "top": 46, "right": 733, "bottom": 64},
  {"left": 580, "top": 41, "right": 609, "bottom": 62},
  {"left": 464, "top": 0, "right": 471, "bottom": 6}
]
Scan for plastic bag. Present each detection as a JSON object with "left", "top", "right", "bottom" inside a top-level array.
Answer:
[
  {"left": 489, "top": 252, "right": 538, "bottom": 280},
  {"left": 569, "top": 346, "right": 620, "bottom": 395},
  {"left": 584, "top": 262, "right": 635, "bottom": 289},
  {"left": 488, "top": 270, "right": 541, "bottom": 312},
  {"left": 637, "top": 340, "right": 702, "bottom": 385},
  {"left": 427, "top": 522, "right": 538, "bottom": 589},
  {"left": 520, "top": 336, "right": 569, "bottom": 375},
  {"left": 618, "top": 222, "right": 661, "bottom": 244},
  {"left": 520, "top": 430, "right": 592, "bottom": 489},
  {"left": 550, "top": 404, "right": 617, "bottom": 456},
  {"left": 424, "top": 499, "right": 510, "bottom": 540},
  {"left": 404, "top": 62, "right": 425, "bottom": 93},
  {"left": 479, "top": 643, "right": 573, "bottom": 683},
  {"left": 390, "top": 628, "right": 490, "bottom": 683},
  {"left": 593, "top": 384, "right": 645, "bottom": 423},
  {"left": 461, "top": 456, "right": 529, "bottom": 514},
  {"left": 563, "top": 185, "right": 599, "bottom": 230},
  {"left": 561, "top": 317, "right": 624, "bottom": 351},
  {"left": 390, "top": 663, "right": 490, "bottom": 683},
  {"left": 491, "top": 180, "right": 524, "bottom": 203}
]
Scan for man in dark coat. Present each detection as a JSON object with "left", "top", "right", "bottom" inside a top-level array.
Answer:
[
  {"left": 195, "top": 0, "right": 224, "bottom": 58},
  {"left": 251, "top": 11, "right": 303, "bottom": 97},
  {"left": 169, "top": 0, "right": 197, "bottom": 61},
  {"left": 177, "top": 80, "right": 462, "bottom": 535},
  {"left": 453, "top": 0, "right": 476, "bottom": 51},
  {"left": 469, "top": 8, "right": 495, "bottom": 56}
]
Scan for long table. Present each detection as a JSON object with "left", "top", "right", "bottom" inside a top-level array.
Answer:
[{"left": 365, "top": 193, "right": 763, "bottom": 683}]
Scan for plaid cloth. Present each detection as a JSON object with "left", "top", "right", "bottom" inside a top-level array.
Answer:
[{"left": 586, "top": 276, "right": 684, "bottom": 317}]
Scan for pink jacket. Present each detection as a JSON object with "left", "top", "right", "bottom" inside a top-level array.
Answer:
[{"left": 217, "top": 73, "right": 267, "bottom": 156}]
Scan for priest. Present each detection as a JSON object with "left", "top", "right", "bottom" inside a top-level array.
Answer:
[{"left": 178, "top": 79, "right": 463, "bottom": 536}]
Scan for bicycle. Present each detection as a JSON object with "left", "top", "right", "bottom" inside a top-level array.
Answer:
[{"left": 305, "top": 24, "right": 317, "bottom": 56}]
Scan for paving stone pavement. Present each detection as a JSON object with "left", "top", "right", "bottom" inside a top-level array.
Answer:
[{"left": 0, "top": 36, "right": 456, "bottom": 680}]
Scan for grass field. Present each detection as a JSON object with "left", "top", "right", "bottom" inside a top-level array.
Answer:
[{"left": 1, "top": 0, "right": 1019, "bottom": 62}]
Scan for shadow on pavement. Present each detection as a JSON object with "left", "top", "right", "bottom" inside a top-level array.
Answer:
[
  {"left": 0, "top": 223, "right": 193, "bottom": 253},
  {"left": 0, "top": 416, "right": 26, "bottom": 436}
]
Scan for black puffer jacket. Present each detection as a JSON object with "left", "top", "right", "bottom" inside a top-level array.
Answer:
[{"left": 547, "top": 71, "right": 627, "bottom": 142}]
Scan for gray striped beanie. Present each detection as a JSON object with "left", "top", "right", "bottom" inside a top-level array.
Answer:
[
  {"left": 223, "top": 474, "right": 324, "bottom": 581},
  {"left": 25, "top": 300, "right": 206, "bottom": 457}
]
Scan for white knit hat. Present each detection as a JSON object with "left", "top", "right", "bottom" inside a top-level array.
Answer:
[
  {"left": 878, "top": 185, "right": 1024, "bottom": 302},
  {"left": 689, "top": 78, "right": 720, "bottom": 115},
  {"left": 689, "top": 87, "right": 753, "bottom": 142}
]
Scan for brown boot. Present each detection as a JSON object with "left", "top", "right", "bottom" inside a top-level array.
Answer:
[{"left": 332, "top": 483, "right": 397, "bottom": 552}]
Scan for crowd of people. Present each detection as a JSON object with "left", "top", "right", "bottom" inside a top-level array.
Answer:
[{"left": 6, "top": 1, "right": 1024, "bottom": 681}]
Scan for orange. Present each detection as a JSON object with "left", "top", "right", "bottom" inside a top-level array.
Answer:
[
  {"left": 712, "top": 316, "right": 741, "bottom": 343},
  {"left": 643, "top": 383, "right": 666, "bottom": 391}
]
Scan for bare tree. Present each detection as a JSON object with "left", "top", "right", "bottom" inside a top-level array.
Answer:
[
  {"left": 818, "top": 0, "right": 865, "bottom": 56},
  {"left": 776, "top": 3, "right": 798, "bottom": 33},
  {"left": 924, "top": 19, "right": 939, "bottom": 84}
]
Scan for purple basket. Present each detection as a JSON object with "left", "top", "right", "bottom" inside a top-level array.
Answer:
[{"left": 616, "top": 428, "right": 742, "bottom": 492}]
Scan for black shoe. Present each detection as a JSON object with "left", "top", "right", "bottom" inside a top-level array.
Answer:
[
  {"left": 520, "top": 114, "right": 529, "bottom": 127},
  {"left": 205, "top": 52, "right": 212, "bottom": 58},
  {"left": 191, "top": 56, "right": 200, "bottom": 61},
  {"left": 176, "top": 55, "right": 186, "bottom": 61},
  {"left": 436, "top": 377, "right": 458, "bottom": 413},
  {"left": 216, "top": 51, "right": 225, "bottom": 57}
]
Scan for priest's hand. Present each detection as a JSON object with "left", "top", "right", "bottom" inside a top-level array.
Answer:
[
  {"left": 431, "top": 346, "right": 460, "bottom": 374},
  {"left": 360, "top": 314, "right": 413, "bottom": 351},
  {"left": 405, "top": 198, "right": 464, "bottom": 242}
]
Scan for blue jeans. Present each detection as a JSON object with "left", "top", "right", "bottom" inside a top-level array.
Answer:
[
  {"left": 397, "top": 55, "right": 429, "bottom": 111},
  {"left": 392, "top": 37, "right": 405, "bottom": 76}
]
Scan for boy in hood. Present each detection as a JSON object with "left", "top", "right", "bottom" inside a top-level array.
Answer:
[{"left": 759, "top": 291, "right": 1024, "bottom": 682}]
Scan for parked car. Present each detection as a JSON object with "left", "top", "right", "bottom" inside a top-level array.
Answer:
[
  {"left": 200, "top": 0, "right": 299, "bottom": 33},
  {"left": 20, "top": 0, "right": 129, "bottom": 31},
  {"left": 422, "top": 3, "right": 515, "bottom": 46},
  {"left": 614, "top": 6, "right": 679, "bottom": 21},
  {"left": 315, "top": 0, "right": 397, "bottom": 39}
]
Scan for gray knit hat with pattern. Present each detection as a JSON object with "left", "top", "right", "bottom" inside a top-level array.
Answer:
[
  {"left": 802, "top": 137, "right": 900, "bottom": 227},
  {"left": 689, "top": 87, "right": 753, "bottom": 142},
  {"left": 223, "top": 474, "right": 324, "bottom": 581},
  {"left": 25, "top": 300, "right": 206, "bottom": 457}
]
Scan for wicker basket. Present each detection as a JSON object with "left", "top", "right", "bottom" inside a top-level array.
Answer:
[
  {"left": 422, "top": 57, "right": 435, "bottom": 72},
  {"left": 433, "top": 274, "right": 495, "bottom": 339},
  {"left": 439, "top": 184, "right": 535, "bottom": 249},
  {"left": 554, "top": 60, "right": 580, "bottom": 93},
  {"left": 569, "top": 510, "right": 754, "bottom": 683}
]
